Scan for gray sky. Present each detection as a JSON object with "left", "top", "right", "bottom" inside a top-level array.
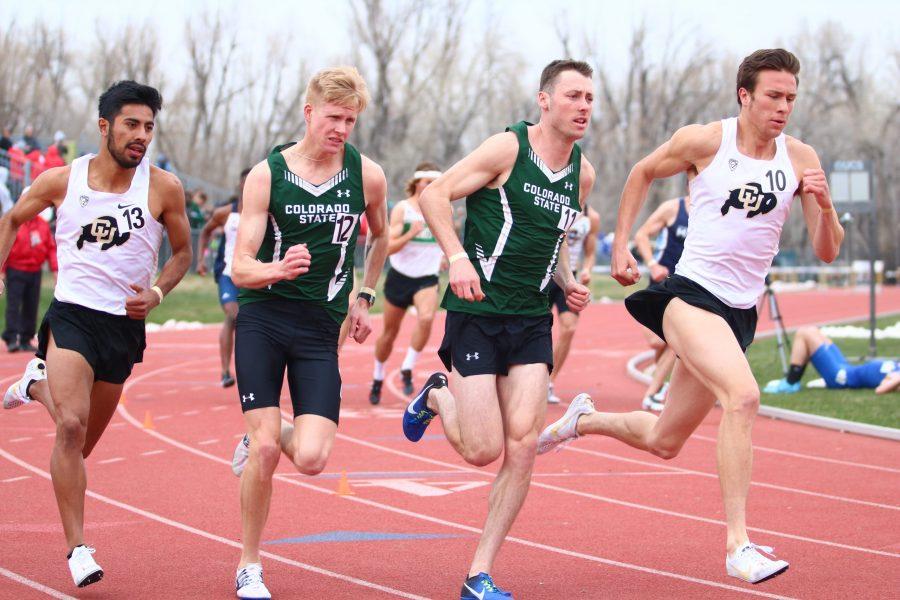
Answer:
[{"left": 6, "top": 0, "right": 896, "bottom": 77}]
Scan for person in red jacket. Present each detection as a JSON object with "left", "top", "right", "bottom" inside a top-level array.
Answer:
[{"left": 2, "top": 214, "right": 57, "bottom": 352}]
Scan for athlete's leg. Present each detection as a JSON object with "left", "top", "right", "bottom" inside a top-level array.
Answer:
[
  {"left": 468, "top": 363, "right": 547, "bottom": 576},
  {"left": 427, "top": 372, "right": 503, "bottom": 466},
  {"left": 219, "top": 301, "right": 238, "bottom": 377},
  {"left": 789, "top": 326, "right": 829, "bottom": 366},
  {"left": 549, "top": 311, "right": 579, "bottom": 383},
  {"left": 238, "top": 406, "right": 282, "bottom": 567},
  {"left": 82, "top": 381, "right": 124, "bottom": 458},
  {"left": 23, "top": 378, "right": 57, "bottom": 421},
  {"left": 281, "top": 414, "right": 337, "bottom": 475},
  {"left": 373, "top": 299, "right": 406, "bottom": 364},
  {"left": 408, "top": 285, "right": 439, "bottom": 353},
  {"left": 645, "top": 346, "right": 675, "bottom": 397},
  {"left": 45, "top": 334, "right": 96, "bottom": 551}
]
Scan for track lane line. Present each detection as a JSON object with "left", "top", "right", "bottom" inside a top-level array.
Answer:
[{"left": 0, "top": 566, "right": 75, "bottom": 600}]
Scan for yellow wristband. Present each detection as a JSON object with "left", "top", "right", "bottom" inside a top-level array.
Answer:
[
  {"left": 359, "top": 287, "right": 376, "bottom": 297},
  {"left": 151, "top": 286, "right": 164, "bottom": 304},
  {"left": 820, "top": 207, "right": 835, "bottom": 214},
  {"left": 448, "top": 252, "right": 468, "bottom": 264}
]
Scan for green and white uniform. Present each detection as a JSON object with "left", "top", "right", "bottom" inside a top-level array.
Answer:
[
  {"left": 239, "top": 142, "right": 366, "bottom": 324},
  {"left": 442, "top": 121, "right": 582, "bottom": 317}
]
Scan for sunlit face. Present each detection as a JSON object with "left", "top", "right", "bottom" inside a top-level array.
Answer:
[
  {"left": 304, "top": 101, "right": 360, "bottom": 154},
  {"left": 539, "top": 70, "right": 594, "bottom": 140},
  {"left": 740, "top": 70, "right": 797, "bottom": 138},
  {"left": 100, "top": 104, "right": 154, "bottom": 169}
]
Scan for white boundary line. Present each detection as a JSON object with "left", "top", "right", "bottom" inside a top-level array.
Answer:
[{"left": 0, "top": 566, "right": 75, "bottom": 599}]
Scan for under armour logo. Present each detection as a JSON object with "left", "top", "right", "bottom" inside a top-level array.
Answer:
[
  {"left": 564, "top": 181, "right": 574, "bottom": 191},
  {"left": 242, "top": 393, "right": 255, "bottom": 403},
  {"left": 729, "top": 159, "right": 738, "bottom": 171},
  {"left": 466, "top": 352, "right": 480, "bottom": 361},
  {"left": 336, "top": 190, "right": 350, "bottom": 198}
]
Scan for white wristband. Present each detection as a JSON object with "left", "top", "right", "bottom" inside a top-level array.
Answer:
[
  {"left": 151, "top": 286, "right": 164, "bottom": 304},
  {"left": 448, "top": 252, "right": 468, "bottom": 264}
]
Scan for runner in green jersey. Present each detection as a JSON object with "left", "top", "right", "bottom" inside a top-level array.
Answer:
[
  {"left": 402, "top": 60, "right": 597, "bottom": 599},
  {"left": 227, "top": 66, "right": 389, "bottom": 600}
]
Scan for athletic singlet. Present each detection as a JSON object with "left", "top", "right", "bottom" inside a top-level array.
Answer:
[
  {"left": 388, "top": 200, "right": 442, "bottom": 278},
  {"left": 654, "top": 197, "right": 689, "bottom": 272},
  {"left": 565, "top": 212, "right": 591, "bottom": 272},
  {"left": 677, "top": 117, "right": 798, "bottom": 308},
  {"left": 54, "top": 154, "right": 163, "bottom": 315},
  {"left": 222, "top": 210, "right": 240, "bottom": 277}
]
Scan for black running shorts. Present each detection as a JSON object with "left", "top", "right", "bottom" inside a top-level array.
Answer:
[
  {"left": 37, "top": 299, "right": 146, "bottom": 384},
  {"left": 625, "top": 274, "right": 757, "bottom": 352},
  {"left": 438, "top": 310, "right": 553, "bottom": 377},
  {"left": 383, "top": 268, "right": 439, "bottom": 310},
  {"left": 234, "top": 298, "right": 342, "bottom": 423}
]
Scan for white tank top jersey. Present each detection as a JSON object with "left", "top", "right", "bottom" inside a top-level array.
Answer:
[
  {"left": 676, "top": 117, "right": 798, "bottom": 309},
  {"left": 222, "top": 211, "right": 240, "bottom": 277},
  {"left": 388, "top": 200, "right": 443, "bottom": 278},
  {"left": 565, "top": 212, "right": 592, "bottom": 272},
  {"left": 54, "top": 154, "right": 164, "bottom": 316}
]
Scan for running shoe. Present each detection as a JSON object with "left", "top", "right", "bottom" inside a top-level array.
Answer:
[
  {"left": 547, "top": 383, "right": 561, "bottom": 405},
  {"left": 232, "top": 434, "right": 250, "bottom": 477},
  {"left": 4, "top": 357, "right": 46, "bottom": 409},
  {"left": 402, "top": 372, "right": 447, "bottom": 442},
  {"left": 401, "top": 369, "right": 414, "bottom": 395},
  {"left": 537, "top": 393, "right": 594, "bottom": 455},
  {"left": 221, "top": 373, "right": 236, "bottom": 388},
  {"left": 641, "top": 384, "right": 667, "bottom": 412},
  {"left": 236, "top": 563, "right": 271, "bottom": 599},
  {"left": 726, "top": 542, "right": 789, "bottom": 583},
  {"left": 460, "top": 572, "right": 512, "bottom": 599},
  {"left": 68, "top": 545, "right": 103, "bottom": 588},
  {"left": 369, "top": 379, "right": 383, "bottom": 405},
  {"left": 762, "top": 378, "right": 800, "bottom": 394}
]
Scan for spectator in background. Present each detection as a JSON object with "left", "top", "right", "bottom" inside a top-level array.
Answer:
[
  {"left": 156, "top": 152, "right": 174, "bottom": 172},
  {"left": 0, "top": 127, "right": 12, "bottom": 151},
  {"left": 0, "top": 167, "right": 12, "bottom": 214},
  {"left": 21, "top": 125, "right": 40, "bottom": 153},
  {"left": 44, "top": 144, "right": 65, "bottom": 169},
  {"left": 2, "top": 212, "right": 57, "bottom": 352},
  {"left": 52, "top": 130, "right": 68, "bottom": 161},
  {"left": 187, "top": 189, "right": 207, "bottom": 229}
]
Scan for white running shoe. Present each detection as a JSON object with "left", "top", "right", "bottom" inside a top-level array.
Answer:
[
  {"left": 4, "top": 357, "right": 46, "bottom": 409},
  {"left": 232, "top": 434, "right": 250, "bottom": 477},
  {"left": 726, "top": 542, "right": 789, "bottom": 583},
  {"left": 537, "top": 393, "right": 595, "bottom": 455},
  {"left": 547, "top": 383, "right": 561, "bottom": 405},
  {"left": 68, "top": 545, "right": 103, "bottom": 588},
  {"left": 236, "top": 563, "right": 271, "bottom": 599}
]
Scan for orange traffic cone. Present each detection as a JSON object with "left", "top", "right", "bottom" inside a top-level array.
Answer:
[
  {"left": 143, "top": 411, "right": 155, "bottom": 430},
  {"left": 335, "top": 471, "right": 354, "bottom": 496}
]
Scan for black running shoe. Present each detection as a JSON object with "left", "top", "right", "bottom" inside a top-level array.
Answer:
[
  {"left": 221, "top": 373, "right": 236, "bottom": 388},
  {"left": 401, "top": 369, "right": 414, "bottom": 395},
  {"left": 369, "top": 379, "right": 383, "bottom": 405}
]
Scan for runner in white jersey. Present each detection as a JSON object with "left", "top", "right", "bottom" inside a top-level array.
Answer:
[
  {"left": 368, "top": 162, "right": 446, "bottom": 404},
  {"left": 198, "top": 168, "right": 249, "bottom": 387},
  {"left": 545, "top": 205, "right": 599, "bottom": 404},
  {"left": 0, "top": 81, "right": 192, "bottom": 588},
  {"left": 539, "top": 50, "right": 843, "bottom": 585}
]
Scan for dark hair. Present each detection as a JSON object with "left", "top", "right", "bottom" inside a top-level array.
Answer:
[
  {"left": 98, "top": 80, "right": 163, "bottom": 122},
  {"left": 240, "top": 167, "right": 252, "bottom": 179},
  {"left": 735, "top": 49, "right": 800, "bottom": 106},
  {"left": 539, "top": 59, "right": 593, "bottom": 92},
  {"left": 404, "top": 161, "right": 441, "bottom": 197}
]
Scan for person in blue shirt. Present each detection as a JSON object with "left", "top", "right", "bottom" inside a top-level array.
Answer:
[{"left": 764, "top": 325, "right": 900, "bottom": 394}]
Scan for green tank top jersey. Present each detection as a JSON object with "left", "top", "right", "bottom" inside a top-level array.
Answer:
[
  {"left": 442, "top": 121, "right": 582, "bottom": 316},
  {"left": 239, "top": 142, "right": 366, "bottom": 323}
]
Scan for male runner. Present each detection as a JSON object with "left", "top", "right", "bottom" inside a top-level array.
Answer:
[
  {"left": 369, "top": 162, "right": 444, "bottom": 404},
  {"left": 227, "top": 66, "right": 388, "bottom": 599},
  {"left": 539, "top": 49, "right": 843, "bottom": 584},
  {"left": 0, "top": 80, "right": 192, "bottom": 587},
  {"left": 763, "top": 325, "right": 900, "bottom": 394},
  {"left": 546, "top": 204, "right": 599, "bottom": 404},
  {"left": 632, "top": 194, "right": 691, "bottom": 410},
  {"left": 403, "top": 60, "right": 595, "bottom": 598},
  {"left": 197, "top": 168, "right": 249, "bottom": 387}
]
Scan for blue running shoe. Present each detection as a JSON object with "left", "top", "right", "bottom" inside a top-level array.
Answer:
[
  {"left": 460, "top": 573, "right": 512, "bottom": 599},
  {"left": 762, "top": 378, "right": 801, "bottom": 394},
  {"left": 402, "top": 372, "right": 447, "bottom": 442}
]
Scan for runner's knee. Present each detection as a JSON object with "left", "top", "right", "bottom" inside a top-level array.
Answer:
[
  {"left": 722, "top": 388, "right": 760, "bottom": 418},
  {"left": 252, "top": 439, "right": 282, "bottom": 477},
  {"left": 463, "top": 441, "right": 503, "bottom": 467},
  {"left": 647, "top": 434, "right": 683, "bottom": 460},
  {"left": 55, "top": 416, "right": 86, "bottom": 451},
  {"left": 292, "top": 449, "right": 328, "bottom": 476}
]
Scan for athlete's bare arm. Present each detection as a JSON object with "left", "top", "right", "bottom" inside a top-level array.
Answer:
[
  {"left": 231, "top": 161, "right": 310, "bottom": 289},
  {"left": 197, "top": 204, "right": 232, "bottom": 276},
  {"left": 788, "top": 138, "right": 844, "bottom": 263},
  {"left": 346, "top": 156, "right": 388, "bottom": 344},
  {"left": 611, "top": 123, "right": 720, "bottom": 286},
  {"left": 875, "top": 371, "right": 900, "bottom": 395},
  {"left": 0, "top": 166, "right": 69, "bottom": 295},
  {"left": 126, "top": 168, "right": 192, "bottom": 319},
  {"left": 634, "top": 198, "right": 679, "bottom": 280},
  {"left": 579, "top": 206, "right": 601, "bottom": 284},
  {"left": 420, "top": 132, "right": 519, "bottom": 302},
  {"left": 553, "top": 156, "right": 595, "bottom": 312},
  {"left": 386, "top": 200, "right": 423, "bottom": 255}
]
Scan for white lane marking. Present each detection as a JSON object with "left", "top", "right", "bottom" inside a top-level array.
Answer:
[
  {"left": 9, "top": 437, "right": 31, "bottom": 443},
  {"left": 141, "top": 450, "right": 165, "bottom": 457},
  {"left": 198, "top": 439, "right": 219, "bottom": 446},
  {"left": 0, "top": 565, "right": 75, "bottom": 599},
  {"left": 43, "top": 432, "right": 55, "bottom": 438},
  {"left": 97, "top": 457, "right": 125, "bottom": 465},
  {"left": 2, "top": 476, "right": 30, "bottom": 483},
  {"left": 211, "top": 406, "right": 229, "bottom": 411},
  {"left": 154, "top": 415, "right": 171, "bottom": 421},
  {"left": 182, "top": 410, "right": 200, "bottom": 416},
  {"left": 0, "top": 448, "right": 428, "bottom": 600}
]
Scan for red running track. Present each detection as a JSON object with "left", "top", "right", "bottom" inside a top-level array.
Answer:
[{"left": 1, "top": 287, "right": 898, "bottom": 599}]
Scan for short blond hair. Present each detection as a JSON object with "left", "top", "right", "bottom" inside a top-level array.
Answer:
[{"left": 305, "top": 66, "right": 370, "bottom": 112}]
